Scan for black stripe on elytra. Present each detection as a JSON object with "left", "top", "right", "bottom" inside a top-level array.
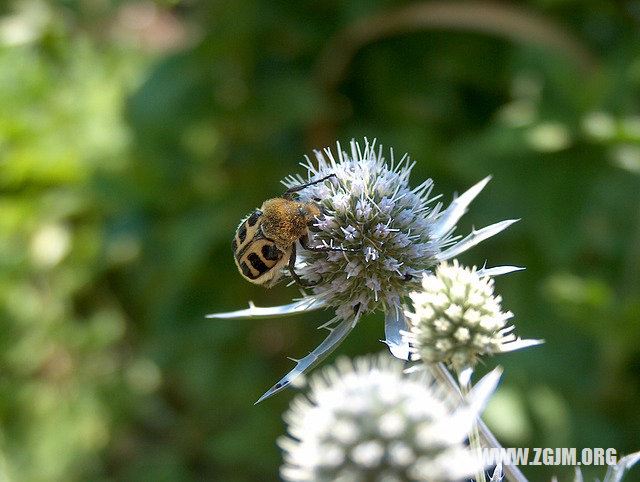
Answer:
[
  {"left": 232, "top": 238, "right": 238, "bottom": 254},
  {"left": 247, "top": 210, "right": 261, "bottom": 227},
  {"left": 240, "top": 261, "right": 257, "bottom": 279},
  {"left": 238, "top": 223, "right": 247, "bottom": 244},
  {"left": 261, "top": 244, "right": 282, "bottom": 261},
  {"left": 234, "top": 227, "right": 271, "bottom": 261},
  {"left": 248, "top": 252, "right": 269, "bottom": 274}
]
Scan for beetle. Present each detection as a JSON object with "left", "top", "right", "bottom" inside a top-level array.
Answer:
[{"left": 232, "top": 174, "right": 354, "bottom": 287}]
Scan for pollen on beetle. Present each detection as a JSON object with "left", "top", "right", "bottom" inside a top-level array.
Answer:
[{"left": 278, "top": 353, "right": 492, "bottom": 482}]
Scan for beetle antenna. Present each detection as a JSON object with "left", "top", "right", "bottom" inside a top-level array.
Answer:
[{"left": 282, "top": 173, "right": 336, "bottom": 199}]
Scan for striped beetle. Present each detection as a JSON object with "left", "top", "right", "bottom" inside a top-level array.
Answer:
[{"left": 232, "top": 174, "right": 354, "bottom": 287}]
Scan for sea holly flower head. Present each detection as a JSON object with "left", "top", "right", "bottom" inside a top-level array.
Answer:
[
  {"left": 278, "top": 353, "right": 502, "bottom": 482},
  {"left": 404, "top": 260, "right": 542, "bottom": 373},
  {"left": 208, "top": 139, "right": 521, "bottom": 402},
  {"left": 282, "top": 141, "right": 441, "bottom": 318}
]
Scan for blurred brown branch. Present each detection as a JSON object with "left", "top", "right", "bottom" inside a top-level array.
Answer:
[{"left": 309, "top": 1, "right": 599, "bottom": 144}]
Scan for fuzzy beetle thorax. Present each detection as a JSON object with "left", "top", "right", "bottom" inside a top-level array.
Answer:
[{"left": 260, "top": 198, "right": 319, "bottom": 249}]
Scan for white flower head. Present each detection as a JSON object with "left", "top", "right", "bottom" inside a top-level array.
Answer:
[
  {"left": 404, "top": 260, "right": 542, "bottom": 372},
  {"left": 283, "top": 141, "right": 440, "bottom": 314},
  {"left": 279, "top": 353, "right": 496, "bottom": 482},
  {"left": 208, "top": 139, "right": 522, "bottom": 402}
]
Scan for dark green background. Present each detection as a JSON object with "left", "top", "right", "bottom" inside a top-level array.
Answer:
[{"left": 1, "top": 0, "right": 639, "bottom": 480}]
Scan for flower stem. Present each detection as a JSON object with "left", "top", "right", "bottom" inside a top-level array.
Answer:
[
  {"left": 429, "top": 362, "right": 529, "bottom": 482},
  {"left": 458, "top": 367, "right": 486, "bottom": 482}
]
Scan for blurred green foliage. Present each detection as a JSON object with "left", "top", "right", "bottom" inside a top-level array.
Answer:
[{"left": 1, "top": 0, "right": 639, "bottom": 480}]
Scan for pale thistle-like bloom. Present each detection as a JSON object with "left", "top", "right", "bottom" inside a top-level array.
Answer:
[
  {"left": 208, "top": 139, "right": 521, "bottom": 402},
  {"left": 279, "top": 353, "right": 502, "bottom": 482},
  {"left": 404, "top": 260, "right": 542, "bottom": 373}
]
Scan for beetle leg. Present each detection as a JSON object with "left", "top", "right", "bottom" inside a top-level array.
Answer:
[{"left": 287, "top": 243, "right": 309, "bottom": 287}]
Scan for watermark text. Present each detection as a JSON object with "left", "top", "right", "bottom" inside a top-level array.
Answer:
[{"left": 480, "top": 447, "right": 618, "bottom": 466}]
